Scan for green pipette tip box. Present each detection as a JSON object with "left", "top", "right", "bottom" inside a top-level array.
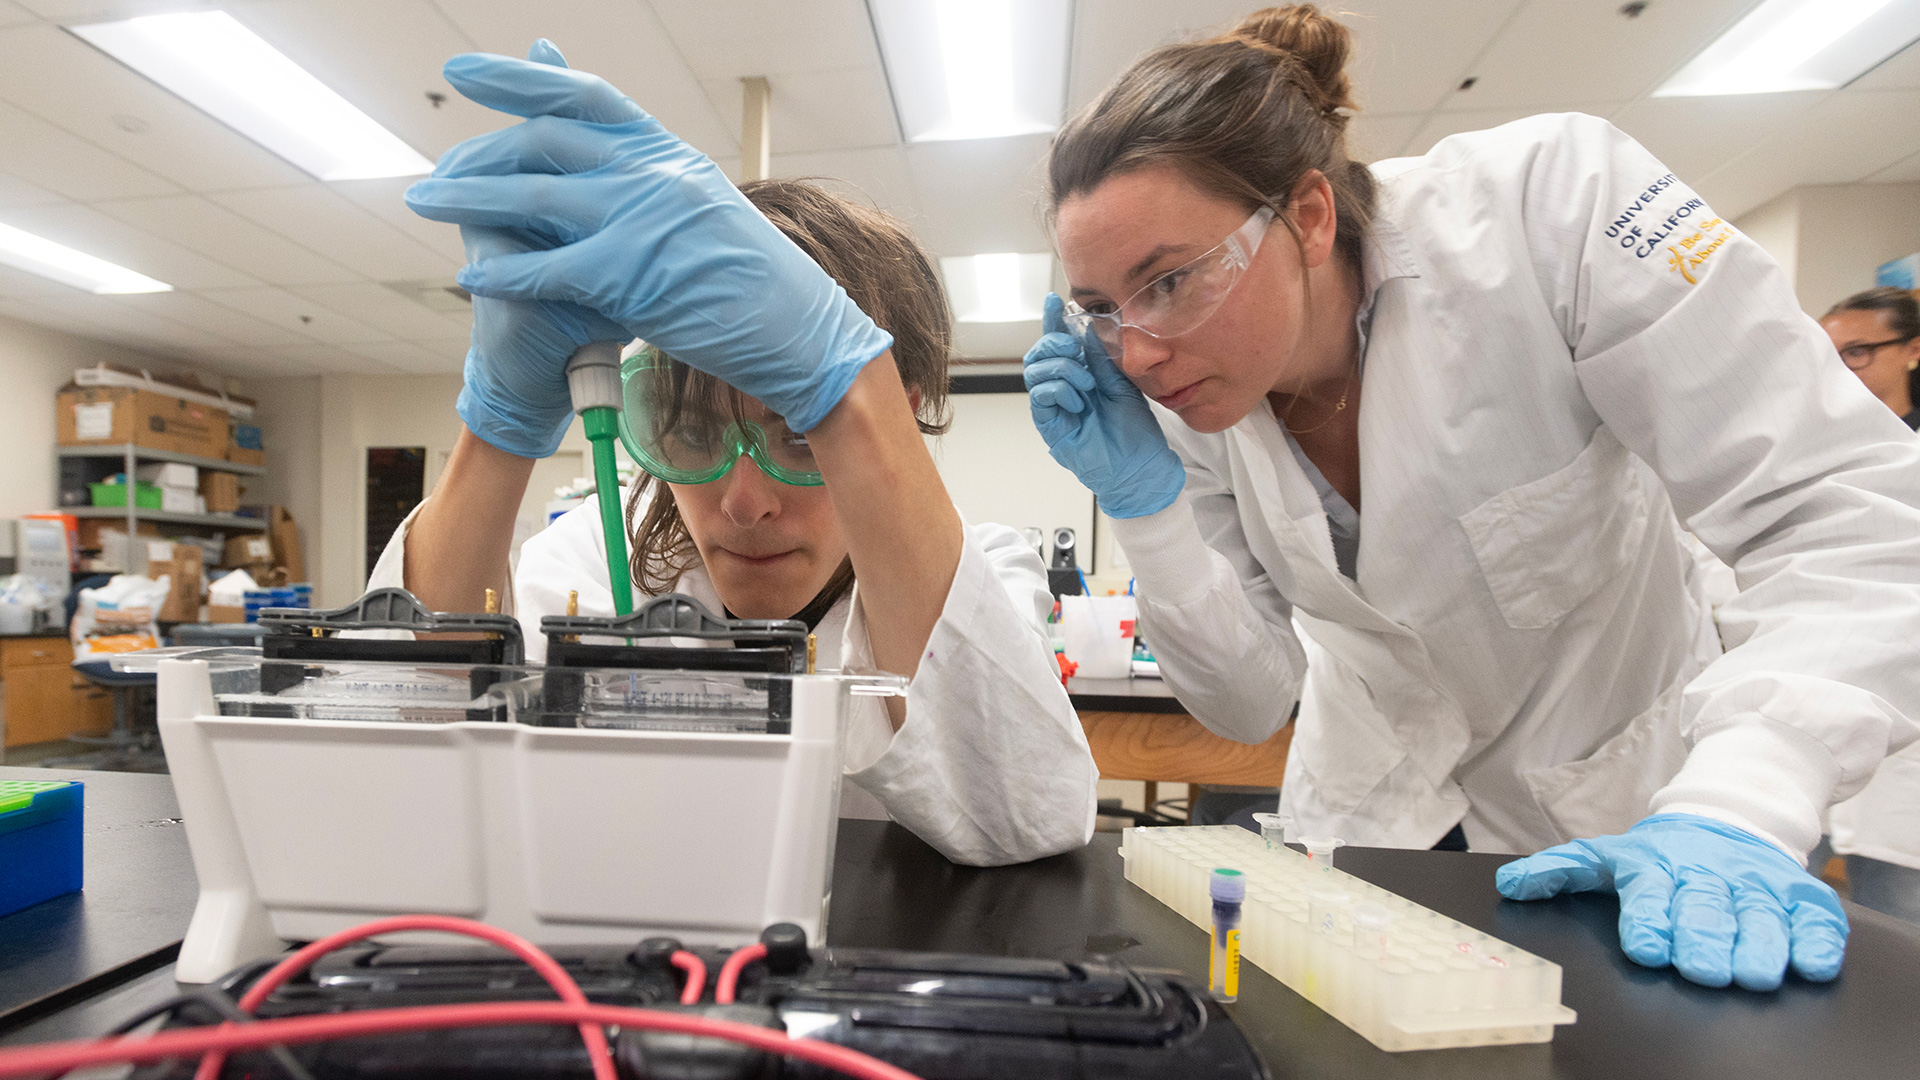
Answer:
[{"left": 0, "top": 779, "right": 84, "bottom": 918}]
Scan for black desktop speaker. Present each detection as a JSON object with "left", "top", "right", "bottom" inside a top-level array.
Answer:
[{"left": 1047, "top": 527, "right": 1083, "bottom": 596}]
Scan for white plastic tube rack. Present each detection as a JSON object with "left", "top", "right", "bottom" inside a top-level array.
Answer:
[{"left": 1120, "top": 826, "right": 1576, "bottom": 1051}]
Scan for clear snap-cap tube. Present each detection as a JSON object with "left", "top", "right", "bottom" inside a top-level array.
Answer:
[
  {"left": 1209, "top": 868, "right": 1246, "bottom": 1003},
  {"left": 1251, "top": 812, "right": 1291, "bottom": 850},
  {"left": 1351, "top": 900, "right": 1393, "bottom": 962},
  {"left": 1301, "top": 835, "right": 1346, "bottom": 871}
]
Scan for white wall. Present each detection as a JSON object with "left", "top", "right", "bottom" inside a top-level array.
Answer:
[
  {"left": 0, "top": 313, "right": 213, "bottom": 520},
  {"left": 247, "top": 376, "right": 323, "bottom": 587},
  {"left": 1734, "top": 182, "right": 1920, "bottom": 317}
]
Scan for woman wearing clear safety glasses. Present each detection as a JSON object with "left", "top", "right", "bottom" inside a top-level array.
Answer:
[
  {"left": 383, "top": 123, "right": 1099, "bottom": 864},
  {"left": 1023, "top": 5, "right": 1920, "bottom": 991}
]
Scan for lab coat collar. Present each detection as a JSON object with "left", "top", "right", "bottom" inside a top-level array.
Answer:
[{"left": 1356, "top": 213, "right": 1422, "bottom": 315}]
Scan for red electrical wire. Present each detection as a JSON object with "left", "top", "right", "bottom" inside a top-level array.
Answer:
[
  {"left": 714, "top": 942, "right": 767, "bottom": 1005},
  {"left": 670, "top": 950, "right": 707, "bottom": 1005},
  {"left": 0, "top": 1000, "right": 923, "bottom": 1080},
  {"left": 192, "top": 915, "right": 615, "bottom": 1080}
]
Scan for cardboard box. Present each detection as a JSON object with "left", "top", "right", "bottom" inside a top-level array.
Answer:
[
  {"left": 146, "top": 542, "right": 204, "bottom": 624},
  {"left": 76, "top": 518, "right": 159, "bottom": 552},
  {"left": 206, "top": 604, "right": 247, "bottom": 624},
  {"left": 226, "top": 420, "right": 265, "bottom": 467},
  {"left": 160, "top": 486, "right": 198, "bottom": 514},
  {"left": 199, "top": 471, "right": 241, "bottom": 514},
  {"left": 56, "top": 386, "right": 229, "bottom": 460},
  {"left": 222, "top": 534, "right": 273, "bottom": 571},
  {"left": 267, "top": 506, "right": 304, "bottom": 582}
]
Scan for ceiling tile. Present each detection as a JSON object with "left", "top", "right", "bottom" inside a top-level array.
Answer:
[
  {"left": 257, "top": 341, "right": 405, "bottom": 374},
  {"left": 0, "top": 261, "right": 84, "bottom": 300},
  {"left": 1850, "top": 39, "right": 1920, "bottom": 92},
  {"left": 1348, "top": 112, "right": 1426, "bottom": 163},
  {"left": 15, "top": 290, "right": 244, "bottom": 353},
  {"left": 767, "top": 147, "right": 917, "bottom": 220},
  {"left": 114, "top": 290, "right": 310, "bottom": 347},
  {"left": 226, "top": 0, "right": 491, "bottom": 162},
  {"left": 208, "top": 185, "right": 457, "bottom": 280},
  {"left": 0, "top": 24, "right": 312, "bottom": 192},
  {"left": 11, "top": 0, "right": 208, "bottom": 16},
  {"left": 346, "top": 339, "right": 463, "bottom": 374},
  {"left": 1067, "top": 0, "right": 1248, "bottom": 113},
  {"left": 903, "top": 134, "right": 1054, "bottom": 256},
  {"left": 0, "top": 201, "right": 258, "bottom": 289},
  {"left": 1438, "top": 0, "right": 1754, "bottom": 113},
  {"left": 700, "top": 66, "right": 898, "bottom": 155},
  {"left": 1698, "top": 89, "right": 1920, "bottom": 219},
  {"left": 1403, "top": 105, "right": 1613, "bottom": 160},
  {"left": 1340, "top": 0, "right": 1527, "bottom": 115},
  {"left": 1865, "top": 149, "right": 1920, "bottom": 184},
  {"left": 287, "top": 281, "right": 462, "bottom": 339},
  {"left": 1609, "top": 93, "right": 1826, "bottom": 187},
  {"left": 434, "top": 0, "right": 735, "bottom": 158},
  {"left": 198, "top": 285, "right": 395, "bottom": 345},
  {"left": 651, "top": 0, "right": 876, "bottom": 77},
  {"left": 92, "top": 194, "right": 361, "bottom": 286},
  {"left": 0, "top": 99, "right": 178, "bottom": 201},
  {"left": 330, "top": 177, "right": 467, "bottom": 264},
  {"left": 0, "top": 1, "right": 35, "bottom": 28},
  {"left": 0, "top": 172, "right": 62, "bottom": 209}
]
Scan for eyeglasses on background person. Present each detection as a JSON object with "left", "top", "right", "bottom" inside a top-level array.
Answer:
[{"left": 1062, "top": 206, "right": 1276, "bottom": 358}]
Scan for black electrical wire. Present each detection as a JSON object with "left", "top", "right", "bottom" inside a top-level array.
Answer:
[{"left": 45, "top": 988, "right": 319, "bottom": 1080}]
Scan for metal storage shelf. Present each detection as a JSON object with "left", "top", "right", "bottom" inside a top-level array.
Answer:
[
  {"left": 57, "top": 444, "right": 265, "bottom": 477},
  {"left": 67, "top": 506, "right": 267, "bottom": 531}
]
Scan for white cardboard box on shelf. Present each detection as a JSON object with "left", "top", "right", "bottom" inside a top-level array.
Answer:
[
  {"left": 159, "top": 487, "right": 198, "bottom": 514},
  {"left": 136, "top": 462, "right": 199, "bottom": 488}
]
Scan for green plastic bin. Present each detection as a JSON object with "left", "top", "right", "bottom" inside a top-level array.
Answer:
[{"left": 89, "top": 480, "right": 162, "bottom": 510}]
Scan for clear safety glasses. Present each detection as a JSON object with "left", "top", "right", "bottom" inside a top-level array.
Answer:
[
  {"left": 617, "top": 352, "right": 824, "bottom": 487},
  {"left": 1062, "top": 206, "right": 1275, "bottom": 357}
]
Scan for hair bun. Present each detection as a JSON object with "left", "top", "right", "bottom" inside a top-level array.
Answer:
[{"left": 1227, "top": 4, "right": 1357, "bottom": 115}]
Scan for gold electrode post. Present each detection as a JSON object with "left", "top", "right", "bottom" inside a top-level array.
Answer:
[
  {"left": 806, "top": 633, "right": 817, "bottom": 675},
  {"left": 484, "top": 588, "right": 498, "bottom": 614}
]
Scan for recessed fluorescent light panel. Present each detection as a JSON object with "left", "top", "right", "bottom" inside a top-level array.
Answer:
[
  {"left": 0, "top": 221, "right": 171, "bottom": 294},
  {"left": 869, "top": 0, "right": 1070, "bottom": 141},
  {"left": 70, "top": 11, "right": 432, "bottom": 180},
  {"left": 1655, "top": 0, "right": 1920, "bottom": 97},
  {"left": 941, "top": 253, "right": 1052, "bottom": 322}
]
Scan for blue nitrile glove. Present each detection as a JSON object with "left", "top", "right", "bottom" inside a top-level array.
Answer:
[
  {"left": 1495, "top": 813, "right": 1848, "bottom": 991},
  {"left": 446, "top": 40, "right": 630, "bottom": 458},
  {"left": 406, "top": 44, "right": 892, "bottom": 434},
  {"left": 1021, "top": 293, "right": 1184, "bottom": 518}
]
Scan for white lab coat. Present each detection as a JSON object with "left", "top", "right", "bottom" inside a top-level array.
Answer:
[
  {"left": 1111, "top": 113, "right": 1920, "bottom": 860},
  {"left": 367, "top": 493, "right": 1099, "bottom": 867}
]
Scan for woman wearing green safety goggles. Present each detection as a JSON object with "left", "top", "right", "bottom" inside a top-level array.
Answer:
[{"left": 388, "top": 167, "right": 1097, "bottom": 870}]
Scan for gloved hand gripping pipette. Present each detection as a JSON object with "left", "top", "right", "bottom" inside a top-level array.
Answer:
[{"left": 564, "top": 342, "right": 633, "bottom": 616}]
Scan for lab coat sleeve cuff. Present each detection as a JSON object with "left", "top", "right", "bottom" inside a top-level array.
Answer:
[
  {"left": 1106, "top": 492, "right": 1216, "bottom": 606},
  {"left": 847, "top": 521, "right": 1099, "bottom": 866},
  {"left": 1648, "top": 717, "right": 1843, "bottom": 862}
]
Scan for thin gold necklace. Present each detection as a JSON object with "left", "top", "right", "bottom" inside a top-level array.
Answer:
[{"left": 1282, "top": 363, "right": 1355, "bottom": 436}]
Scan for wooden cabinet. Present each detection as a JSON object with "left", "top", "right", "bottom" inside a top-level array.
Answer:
[{"left": 2, "top": 637, "right": 113, "bottom": 747}]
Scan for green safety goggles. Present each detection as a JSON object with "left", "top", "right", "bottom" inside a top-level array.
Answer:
[{"left": 617, "top": 351, "right": 825, "bottom": 487}]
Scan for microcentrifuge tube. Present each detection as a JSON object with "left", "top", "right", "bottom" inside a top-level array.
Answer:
[
  {"left": 1251, "top": 812, "right": 1291, "bottom": 850},
  {"left": 1351, "top": 901, "right": 1392, "bottom": 961},
  {"left": 1301, "top": 835, "right": 1346, "bottom": 871}
]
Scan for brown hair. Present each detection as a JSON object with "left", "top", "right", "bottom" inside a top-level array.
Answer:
[
  {"left": 625, "top": 177, "right": 954, "bottom": 601},
  {"left": 1047, "top": 4, "right": 1375, "bottom": 269},
  {"left": 1825, "top": 285, "right": 1920, "bottom": 407}
]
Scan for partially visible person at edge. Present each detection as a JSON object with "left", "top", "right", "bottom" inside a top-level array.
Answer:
[
  {"left": 1021, "top": 3, "right": 1920, "bottom": 990},
  {"left": 1808, "top": 286, "right": 1920, "bottom": 926}
]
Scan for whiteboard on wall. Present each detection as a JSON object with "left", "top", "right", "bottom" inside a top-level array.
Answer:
[{"left": 928, "top": 392, "right": 1099, "bottom": 571}]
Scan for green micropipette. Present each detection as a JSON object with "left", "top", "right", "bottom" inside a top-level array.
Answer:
[{"left": 565, "top": 343, "right": 634, "bottom": 616}]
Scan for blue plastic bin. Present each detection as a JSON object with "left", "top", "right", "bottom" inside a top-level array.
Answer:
[{"left": 0, "top": 779, "right": 84, "bottom": 918}]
